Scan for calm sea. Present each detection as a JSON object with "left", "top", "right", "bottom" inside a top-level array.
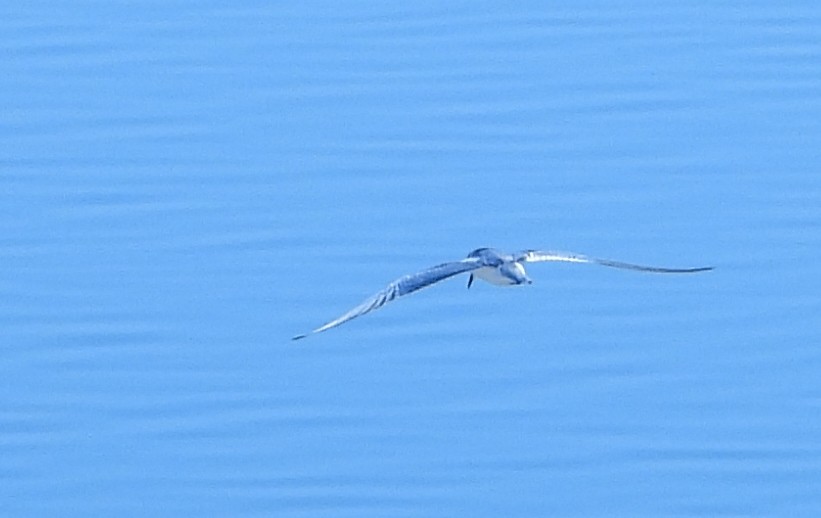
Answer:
[{"left": 2, "top": 2, "right": 820, "bottom": 516}]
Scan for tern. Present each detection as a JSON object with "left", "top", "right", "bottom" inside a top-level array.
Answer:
[{"left": 292, "top": 248, "right": 713, "bottom": 340}]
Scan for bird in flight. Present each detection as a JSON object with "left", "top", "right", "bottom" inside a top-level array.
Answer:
[{"left": 292, "top": 248, "right": 713, "bottom": 340}]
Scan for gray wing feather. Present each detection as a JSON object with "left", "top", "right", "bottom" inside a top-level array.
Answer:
[
  {"left": 292, "top": 258, "right": 482, "bottom": 340},
  {"left": 515, "top": 250, "right": 714, "bottom": 273}
]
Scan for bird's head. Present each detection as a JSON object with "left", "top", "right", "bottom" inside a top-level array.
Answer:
[{"left": 466, "top": 247, "right": 492, "bottom": 258}]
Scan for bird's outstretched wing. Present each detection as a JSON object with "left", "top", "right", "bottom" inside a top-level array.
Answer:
[
  {"left": 292, "top": 258, "right": 483, "bottom": 340},
  {"left": 514, "top": 250, "right": 714, "bottom": 273}
]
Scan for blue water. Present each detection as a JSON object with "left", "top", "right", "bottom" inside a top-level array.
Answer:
[{"left": 2, "top": 2, "right": 821, "bottom": 516}]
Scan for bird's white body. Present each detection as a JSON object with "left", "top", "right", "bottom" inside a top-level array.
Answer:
[
  {"left": 471, "top": 266, "right": 515, "bottom": 286},
  {"left": 292, "top": 247, "right": 712, "bottom": 340},
  {"left": 471, "top": 262, "right": 530, "bottom": 286}
]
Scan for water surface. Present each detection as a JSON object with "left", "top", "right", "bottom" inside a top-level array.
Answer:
[{"left": 2, "top": 2, "right": 821, "bottom": 516}]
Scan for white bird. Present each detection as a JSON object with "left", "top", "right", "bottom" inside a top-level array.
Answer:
[{"left": 292, "top": 248, "right": 713, "bottom": 340}]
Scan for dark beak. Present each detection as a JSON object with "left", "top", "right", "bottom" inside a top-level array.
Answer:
[{"left": 467, "top": 274, "right": 474, "bottom": 289}]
